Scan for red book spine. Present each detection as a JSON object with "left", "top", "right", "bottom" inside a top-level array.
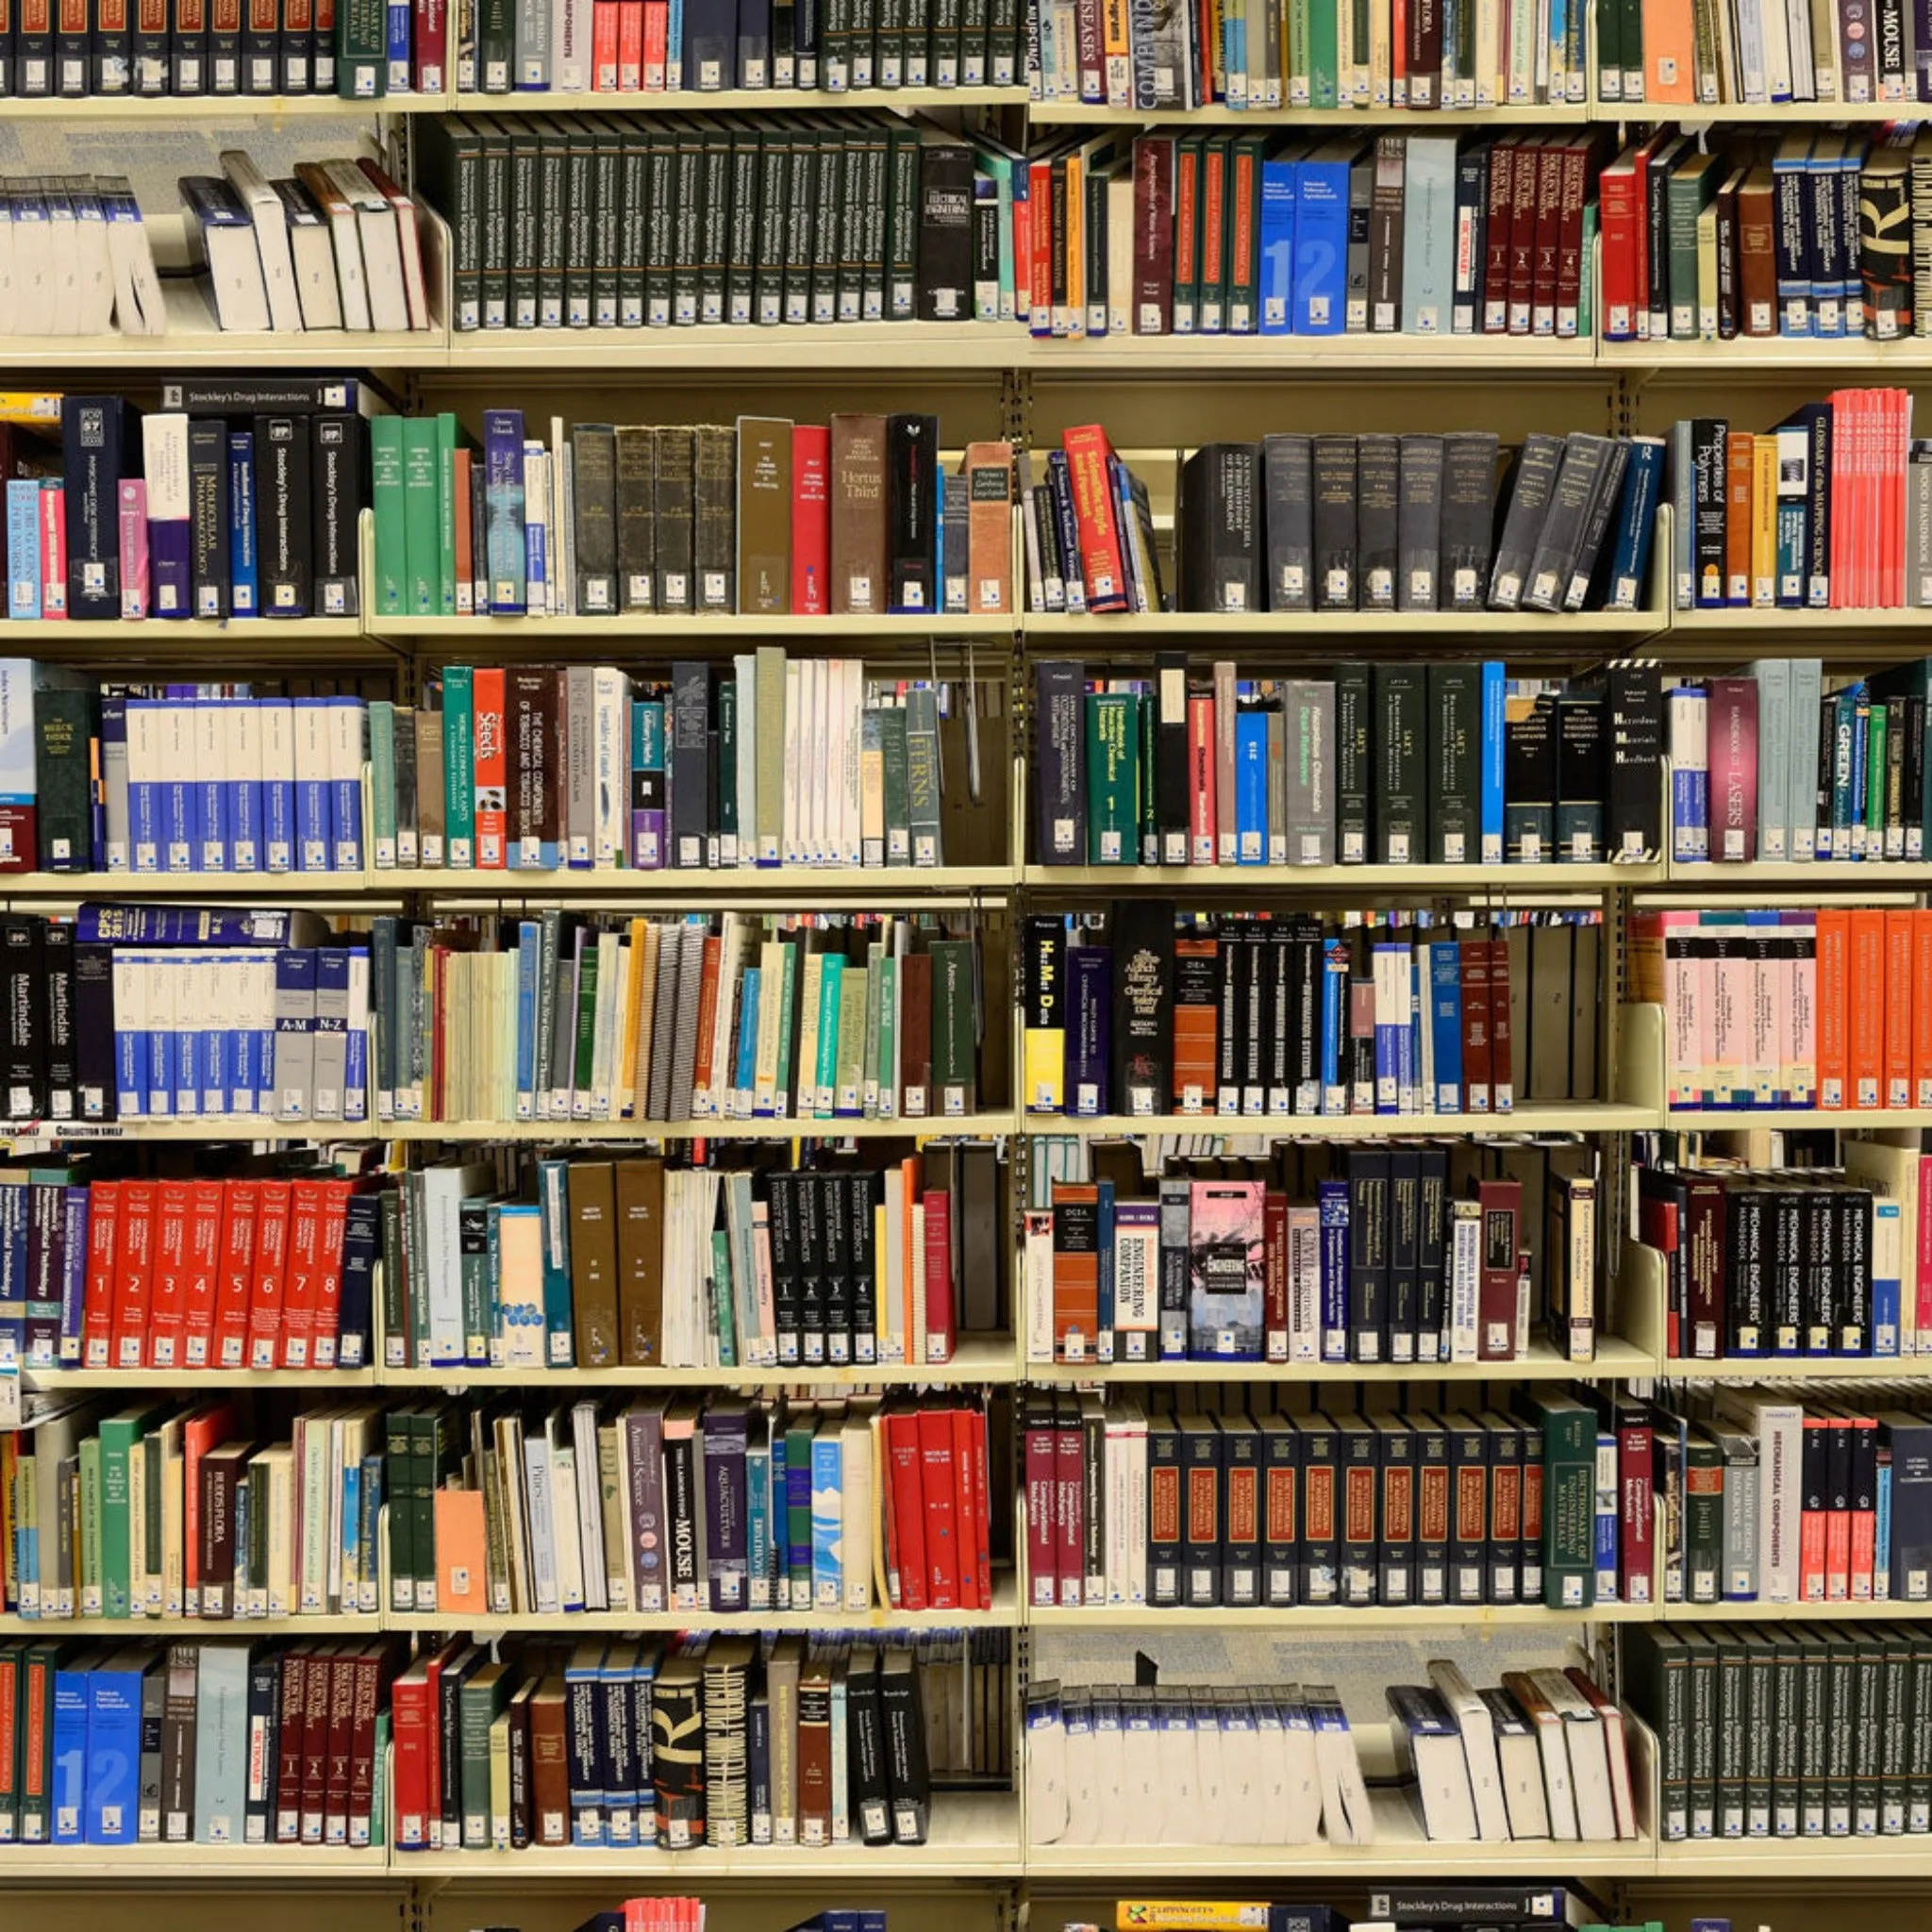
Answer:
[
  {"left": 1013, "top": 188, "right": 1033, "bottom": 320},
  {"left": 275, "top": 1653, "right": 308, "bottom": 1843},
  {"left": 247, "top": 1179, "right": 294, "bottom": 1369},
  {"left": 1061, "top": 425, "right": 1128, "bottom": 612},
  {"left": 1187, "top": 691, "right": 1216, "bottom": 862},
  {"left": 1800, "top": 1416, "right": 1829, "bottom": 1601},
  {"left": 923, "top": 1187, "right": 955, "bottom": 1365},
  {"left": 1825, "top": 1417, "right": 1852, "bottom": 1600},
  {"left": 80, "top": 1178, "right": 119, "bottom": 1368},
  {"left": 308, "top": 1177, "right": 352, "bottom": 1369},
  {"left": 277, "top": 1178, "right": 327, "bottom": 1367},
  {"left": 1458, "top": 938, "right": 1492, "bottom": 1112},
  {"left": 886, "top": 1411, "right": 929, "bottom": 1610},
  {"left": 145, "top": 1178, "right": 192, "bottom": 1369},
  {"left": 591, "top": 0, "right": 618, "bottom": 83},
  {"left": 411, "top": 0, "right": 444, "bottom": 89},
  {"left": 1024, "top": 1403, "right": 1058, "bottom": 1607},
  {"left": 212, "top": 1179, "right": 258, "bottom": 1370},
  {"left": 110, "top": 1179, "right": 156, "bottom": 1369},
  {"left": 1528, "top": 139, "right": 1566, "bottom": 334},
  {"left": 1074, "top": 0, "right": 1102, "bottom": 97},
  {"left": 179, "top": 1177, "right": 225, "bottom": 1367},
  {"left": 38, "top": 486, "right": 66, "bottom": 620},
  {"left": 299, "top": 1646, "right": 333, "bottom": 1841},
  {"left": 790, "top": 425, "right": 830, "bottom": 616},
  {"left": 1851, "top": 1416, "right": 1878, "bottom": 1599},
  {"left": 969, "top": 1404, "right": 991, "bottom": 1608},
  {"left": 918, "top": 1406, "right": 960, "bottom": 1608},
  {"left": 1054, "top": 1410, "right": 1083, "bottom": 1607},
  {"left": 1618, "top": 1422, "right": 1654, "bottom": 1603},
  {"left": 1482, "top": 140, "right": 1516, "bottom": 332},
  {"left": 616, "top": 0, "right": 641, "bottom": 84},
  {"left": 641, "top": 0, "right": 666, "bottom": 82},
  {"left": 1475, "top": 1178, "right": 1521, "bottom": 1361},
  {"left": 1131, "top": 137, "right": 1173, "bottom": 335},
  {"left": 1263, "top": 1189, "right": 1289, "bottom": 1361},
  {"left": 473, "top": 666, "right": 508, "bottom": 870},
  {"left": 949, "top": 1405, "right": 982, "bottom": 1610},
  {"left": 1554, "top": 140, "right": 1590, "bottom": 336},
  {"left": 1029, "top": 158, "right": 1055, "bottom": 331},
  {"left": 1506, "top": 139, "right": 1541, "bottom": 334}
]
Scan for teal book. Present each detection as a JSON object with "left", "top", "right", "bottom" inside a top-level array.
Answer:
[{"left": 441, "top": 665, "right": 476, "bottom": 869}]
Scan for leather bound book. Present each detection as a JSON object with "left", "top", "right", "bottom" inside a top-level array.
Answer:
[
  {"left": 273, "top": 1649, "right": 308, "bottom": 1842},
  {"left": 1506, "top": 136, "right": 1545, "bottom": 334},
  {"left": 615, "top": 425, "right": 656, "bottom": 611},
  {"left": 1476, "top": 1178, "right": 1522, "bottom": 1360},
  {"left": 653, "top": 427, "right": 695, "bottom": 615},
  {"left": 1133, "top": 135, "right": 1175, "bottom": 332},
  {"left": 1481, "top": 135, "right": 1518, "bottom": 330},
  {"left": 692, "top": 425, "right": 735, "bottom": 612},
  {"left": 571, "top": 424, "right": 617, "bottom": 615},
  {"left": 899, "top": 949, "right": 933, "bottom": 1119},
  {"left": 528, "top": 1676, "right": 569, "bottom": 1846},
  {"left": 613, "top": 1156, "right": 663, "bottom": 1366},
  {"left": 1737, "top": 165, "right": 1777, "bottom": 337},
  {"left": 735, "top": 415, "right": 791, "bottom": 613},
  {"left": 964, "top": 441, "right": 1013, "bottom": 615},
  {"left": 1555, "top": 136, "right": 1597, "bottom": 337},
  {"left": 346, "top": 1646, "right": 383, "bottom": 1845},
  {"left": 829, "top": 411, "right": 889, "bottom": 615},
  {"left": 566, "top": 1161, "right": 621, "bottom": 1366},
  {"left": 795, "top": 1658, "right": 833, "bottom": 1844}
]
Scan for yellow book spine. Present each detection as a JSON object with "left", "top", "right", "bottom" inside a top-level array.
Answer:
[{"left": 1751, "top": 434, "right": 1780, "bottom": 607}]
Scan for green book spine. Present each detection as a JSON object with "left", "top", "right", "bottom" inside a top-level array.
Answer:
[
  {"left": 1825, "top": 1631, "right": 1857, "bottom": 1835},
  {"left": 931, "top": 937, "right": 977, "bottom": 1110},
  {"left": 1085, "top": 690, "right": 1141, "bottom": 865},
  {"left": 835, "top": 966, "right": 868, "bottom": 1117},
  {"left": 77, "top": 1435, "right": 101, "bottom": 1617},
  {"left": 1426, "top": 662, "right": 1479, "bottom": 863},
  {"left": 373, "top": 1710, "right": 391, "bottom": 1846},
  {"left": 98, "top": 1414, "right": 148, "bottom": 1620},
  {"left": 436, "top": 415, "right": 459, "bottom": 617},
  {"left": 879, "top": 708, "right": 912, "bottom": 867},
  {"left": 775, "top": 941, "right": 800, "bottom": 1118},
  {"left": 1715, "top": 1632, "right": 1747, "bottom": 1836},
  {"left": 1138, "top": 681, "right": 1159, "bottom": 863},
  {"left": 1309, "top": 0, "right": 1338, "bottom": 106},
  {"left": 718, "top": 675, "right": 739, "bottom": 861},
  {"left": 379, "top": 1191, "right": 405, "bottom": 1366},
  {"left": 859, "top": 945, "right": 884, "bottom": 1116},
  {"left": 401, "top": 417, "right": 441, "bottom": 618},
  {"left": 371, "top": 416, "right": 407, "bottom": 618},
  {"left": 874, "top": 953, "right": 898, "bottom": 1120},
  {"left": 442, "top": 666, "right": 477, "bottom": 869},
  {"left": 885, "top": 125, "right": 920, "bottom": 321},
  {"left": 368, "top": 701, "right": 398, "bottom": 869},
  {"left": 1800, "top": 1632, "right": 1829, "bottom": 1834},
  {"left": 384, "top": 1411, "right": 414, "bottom": 1607},
  {"left": 458, "top": 1670, "right": 509, "bottom": 1847},
  {"left": 572, "top": 940, "right": 601, "bottom": 1103},
  {"left": 1683, "top": 1433, "right": 1724, "bottom": 1605},
  {"left": 334, "top": 0, "right": 387, "bottom": 94},
  {"left": 1688, "top": 1638, "right": 1718, "bottom": 1840},
  {"left": 1868, "top": 699, "right": 1890, "bottom": 848},
  {"left": 814, "top": 954, "right": 844, "bottom": 1119},
  {"left": 1533, "top": 1398, "right": 1595, "bottom": 1609},
  {"left": 35, "top": 690, "right": 92, "bottom": 871}
]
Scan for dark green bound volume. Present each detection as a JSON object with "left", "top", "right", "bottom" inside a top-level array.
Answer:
[
  {"left": 1372, "top": 663, "right": 1426, "bottom": 865},
  {"left": 34, "top": 688, "right": 93, "bottom": 871},
  {"left": 1426, "top": 660, "right": 1477, "bottom": 865},
  {"left": 1334, "top": 661, "right": 1372, "bottom": 864}
]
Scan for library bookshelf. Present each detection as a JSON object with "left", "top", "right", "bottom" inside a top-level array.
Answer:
[{"left": 18, "top": 58, "right": 1932, "bottom": 1932}]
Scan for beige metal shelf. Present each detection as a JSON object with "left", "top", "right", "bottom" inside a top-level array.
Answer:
[
  {"left": 1656, "top": 1353, "right": 1932, "bottom": 1381},
  {"left": 1667, "top": 606, "right": 1932, "bottom": 631},
  {"left": 0, "top": 91, "right": 447, "bottom": 115},
  {"left": 3, "top": 1113, "right": 1018, "bottom": 1145},
  {"left": 1663, "top": 1107, "right": 1932, "bottom": 1130},
  {"left": 0, "top": 1845, "right": 394, "bottom": 1874},
  {"left": 0, "top": 1612, "right": 377, "bottom": 1636},
  {"left": 1660, "top": 1595, "right": 1928, "bottom": 1620},
  {"left": 1025, "top": 860, "right": 1663, "bottom": 891},
  {"left": 1658, "top": 858, "right": 1932, "bottom": 885},
  {"left": 1023, "top": 607, "right": 1661, "bottom": 635},
  {"left": 0, "top": 616, "right": 368, "bottom": 644},
  {"left": 23, "top": 1365, "right": 377, "bottom": 1389},
  {"left": 455, "top": 83, "right": 1028, "bottom": 110},
  {"left": 1025, "top": 1599, "right": 1655, "bottom": 1629},
  {"left": 1024, "top": 1334, "right": 1657, "bottom": 1382},
  {"left": 1023, "top": 333, "right": 1601, "bottom": 371},
  {"left": 377, "top": 612, "right": 1013, "bottom": 640},
  {"left": 1024, "top": 99, "right": 1588, "bottom": 125}
]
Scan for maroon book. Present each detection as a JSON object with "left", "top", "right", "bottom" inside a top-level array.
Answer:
[
  {"left": 1133, "top": 137, "right": 1175, "bottom": 335},
  {"left": 1707, "top": 675, "right": 1759, "bottom": 862}
]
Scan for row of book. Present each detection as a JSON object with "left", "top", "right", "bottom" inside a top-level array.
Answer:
[
  {"left": 1032, "top": 0, "right": 1589, "bottom": 106},
  {"left": 1633, "top": 905, "right": 1928, "bottom": 1113},
  {"left": 1021, "top": 1390, "right": 1610, "bottom": 1611},
  {"left": 1669, "top": 393, "right": 1922, "bottom": 612},
  {"left": 1019, "top": 909, "right": 1603, "bottom": 1124},
  {"left": 388, "top": 1629, "right": 1001, "bottom": 1851},
  {"left": 0, "top": 905, "right": 990, "bottom": 1129},
  {"left": 382, "top": 1143, "right": 1006, "bottom": 1375},
  {"left": 1604, "top": 132, "right": 1932, "bottom": 348},
  {"left": 1031, "top": 659, "right": 1659, "bottom": 868},
  {"left": 0, "top": 1628, "right": 991, "bottom": 1852},
  {"left": 1026, "top": 1656, "right": 1638, "bottom": 1846},
  {"left": 1026, "top": 429, "right": 1660, "bottom": 620},
  {"left": 2, "top": 660, "right": 987, "bottom": 877},
  {"left": 1641, "top": 1387, "right": 1932, "bottom": 1607},
  {"left": 417, "top": 113, "right": 994, "bottom": 338},
  {"left": 1024, "top": 1141, "right": 1596, "bottom": 1367},
  {"left": 372, "top": 408, "right": 1015, "bottom": 621},
  {"left": 1662, "top": 663, "right": 1932, "bottom": 865},
  {"left": 184, "top": 152, "right": 433, "bottom": 337},
  {"left": 1635, "top": 1149, "right": 1922, "bottom": 1361},
  {"left": 0, "top": 174, "right": 166, "bottom": 341},
  {"left": 5, "top": 392, "right": 366, "bottom": 624},
  {"left": 8, "top": 1392, "right": 387, "bottom": 1620},
  {"left": 1625, "top": 1621, "right": 1932, "bottom": 1842},
  {"left": 1081, "top": 131, "right": 1600, "bottom": 342},
  {"left": 383, "top": 1391, "right": 996, "bottom": 1619}
]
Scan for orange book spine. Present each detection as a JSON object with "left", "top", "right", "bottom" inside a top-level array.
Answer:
[
  {"left": 1050, "top": 1183, "right": 1101, "bottom": 1360},
  {"left": 472, "top": 666, "right": 508, "bottom": 869},
  {"left": 1914, "top": 908, "right": 1932, "bottom": 1108},
  {"left": 1724, "top": 431, "right": 1753, "bottom": 604},
  {"left": 1886, "top": 908, "right": 1916, "bottom": 1107},
  {"left": 1817, "top": 908, "right": 1851, "bottom": 1108},
  {"left": 1849, "top": 908, "right": 1887, "bottom": 1108},
  {"left": 691, "top": 935, "right": 723, "bottom": 1113}
]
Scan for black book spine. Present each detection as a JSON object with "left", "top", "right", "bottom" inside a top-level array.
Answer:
[
  {"left": 1356, "top": 433, "right": 1400, "bottom": 610},
  {"left": 3, "top": 915, "right": 45, "bottom": 1122},
  {"left": 916, "top": 140, "right": 974, "bottom": 323},
  {"left": 255, "top": 414, "right": 311, "bottom": 617},
  {"left": 1347, "top": 1148, "right": 1391, "bottom": 1362},
  {"left": 1334, "top": 661, "right": 1372, "bottom": 864},
  {"left": 62, "top": 395, "right": 129, "bottom": 620},
  {"left": 73, "top": 940, "right": 115, "bottom": 1122},
  {"left": 1032, "top": 659, "right": 1086, "bottom": 864},
  {"left": 887, "top": 414, "right": 939, "bottom": 614},
  {"left": 311, "top": 412, "right": 360, "bottom": 620}
]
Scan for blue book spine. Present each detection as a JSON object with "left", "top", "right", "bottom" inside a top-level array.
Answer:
[
  {"left": 231, "top": 993, "right": 258, "bottom": 1114},
  {"left": 1398, "top": 950, "right": 1420, "bottom": 1114},
  {"left": 785, "top": 1435, "right": 811, "bottom": 1594},
  {"left": 6, "top": 479, "right": 41, "bottom": 620},
  {"left": 1607, "top": 438, "right": 1664, "bottom": 612},
  {"left": 1259, "top": 159, "right": 1295, "bottom": 334},
  {"left": 565, "top": 1659, "right": 606, "bottom": 1846},
  {"left": 1877, "top": 1456, "right": 1892, "bottom": 1595},
  {"left": 1292, "top": 159, "right": 1349, "bottom": 332},
  {"left": 199, "top": 701, "right": 230, "bottom": 874},
  {"left": 58, "top": 1185, "right": 88, "bottom": 1364},
  {"left": 337, "top": 1191, "right": 379, "bottom": 1369},
  {"left": 516, "top": 922, "right": 541, "bottom": 1118},
  {"left": 809, "top": 1429, "right": 841, "bottom": 1607},
  {"left": 1321, "top": 938, "right": 1348, "bottom": 1114},
  {"left": 1373, "top": 942, "right": 1404, "bottom": 1114},
  {"left": 1428, "top": 941, "right": 1464, "bottom": 1111},
  {"left": 115, "top": 969, "right": 146, "bottom": 1119},
  {"left": 63, "top": 395, "right": 127, "bottom": 620},
  {"left": 357, "top": 1453, "right": 383, "bottom": 1604},
  {"left": 1046, "top": 452, "right": 1086, "bottom": 610},
  {"left": 52, "top": 1663, "right": 91, "bottom": 1841},
  {"left": 482, "top": 412, "right": 527, "bottom": 614},
  {"left": 146, "top": 959, "right": 174, "bottom": 1117},
  {"left": 336, "top": 1460, "right": 358, "bottom": 1591},
  {"left": 1874, "top": 1199, "right": 1903, "bottom": 1356},
  {"left": 1235, "top": 707, "right": 1269, "bottom": 861},
  {"left": 1317, "top": 1177, "right": 1348, "bottom": 1361},
  {"left": 746, "top": 1431, "right": 770, "bottom": 1607},
  {"left": 343, "top": 947, "right": 370, "bottom": 1116},
  {"left": 1479, "top": 661, "right": 1507, "bottom": 860},
  {"left": 525, "top": 449, "right": 549, "bottom": 608},
  {"left": 330, "top": 697, "right": 365, "bottom": 871},
  {"left": 1594, "top": 1429, "right": 1620, "bottom": 1602},
  {"left": 768, "top": 1433, "right": 788, "bottom": 1604},
  {"left": 733, "top": 969, "right": 760, "bottom": 1112},
  {"left": 227, "top": 432, "right": 258, "bottom": 616},
  {"left": 230, "top": 707, "right": 260, "bottom": 874},
  {"left": 293, "top": 698, "right": 332, "bottom": 873},
  {"left": 387, "top": 0, "right": 410, "bottom": 84}
]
